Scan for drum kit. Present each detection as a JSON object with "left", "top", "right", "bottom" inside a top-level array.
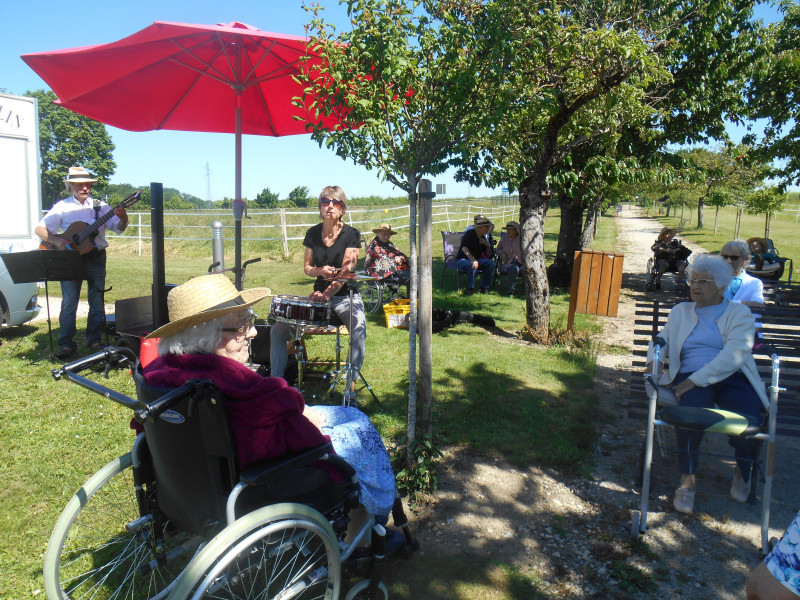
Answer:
[{"left": 267, "top": 272, "right": 380, "bottom": 406}]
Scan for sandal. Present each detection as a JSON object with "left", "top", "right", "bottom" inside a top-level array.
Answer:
[{"left": 673, "top": 487, "right": 695, "bottom": 514}]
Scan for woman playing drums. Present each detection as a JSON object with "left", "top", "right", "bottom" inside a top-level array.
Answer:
[{"left": 269, "top": 186, "right": 366, "bottom": 381}]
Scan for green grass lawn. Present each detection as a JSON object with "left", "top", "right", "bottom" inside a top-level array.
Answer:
[{"left": 0, "top": 207, "right": 616, "bottom": 599}]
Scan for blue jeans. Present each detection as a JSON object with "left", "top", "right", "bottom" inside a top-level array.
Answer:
[
  {"left": 270, "top": 293, "right": 366, "bottom": 380},
  {"left": 501, "top": 259, "right": 521, "bottom": 291},
  {"left": 673, "top": 371, "right": 762, "bottom": 480},
  {"left": 457, "top": 258, "right": 495, "bottom": 290},
  {"left": 58, "top": 249, "right": 106, "bottom": 349}
]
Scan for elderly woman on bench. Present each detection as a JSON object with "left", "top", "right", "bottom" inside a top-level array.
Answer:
[
  {"left": 645, "top": 254, "right": 768, "bottom": 514},
  {"left": 142, "top": 273, "right": 397, "bottom": 522}
]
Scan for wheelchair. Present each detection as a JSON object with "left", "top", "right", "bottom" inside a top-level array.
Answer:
[
  {"left": 359, "top": 272, "right": 408, "bottom": 314},
  {"left": 744, "top": 237, "right": 794, "bottom": 283},
  {"left": 644, "top": 252, "right": 690, "bottom": 295},
  {"left": 44, "top": 348, "right": 418, "bottom": 600}
]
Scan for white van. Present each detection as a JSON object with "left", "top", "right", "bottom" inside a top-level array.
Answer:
[{"left": 0, "top": 92, "right": 43, "bottom": 327}]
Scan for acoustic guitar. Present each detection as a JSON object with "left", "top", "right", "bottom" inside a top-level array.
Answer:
[{"left": 39, "top": 190, "right": 142, "bottom": 254}]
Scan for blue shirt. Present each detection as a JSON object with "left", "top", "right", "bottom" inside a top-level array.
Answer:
[{"left": 680, "top": 300, "right": 730, "bottom": 373}]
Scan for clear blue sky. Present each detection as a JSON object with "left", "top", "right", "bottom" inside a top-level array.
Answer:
[{"left": 1, "top": 1, "right": 792, "bottom": 202}]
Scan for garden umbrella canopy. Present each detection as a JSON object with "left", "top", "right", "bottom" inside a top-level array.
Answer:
[
  {"left": 21, "top": 20, "right": 333, "bottom": 137},
  {"left": 23, "top": 20, "right": 341, "bottom": 289}
]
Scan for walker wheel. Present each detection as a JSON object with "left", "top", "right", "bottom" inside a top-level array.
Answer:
[{"left": 644, "top": 283, "right": 655, "bottom": 292}]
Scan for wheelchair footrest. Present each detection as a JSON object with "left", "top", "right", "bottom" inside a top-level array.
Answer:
[{"left": 659, "top": 406, "right": 762, "bottom": 435}]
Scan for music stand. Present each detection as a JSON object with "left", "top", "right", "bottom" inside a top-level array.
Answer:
[{"left": 1, "top": 250, "right": 86, "bottom": 362}]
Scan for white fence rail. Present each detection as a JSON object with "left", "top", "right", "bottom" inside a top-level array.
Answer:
[{"left": 110, "top": 200, "right": 520, "bottom": 257}]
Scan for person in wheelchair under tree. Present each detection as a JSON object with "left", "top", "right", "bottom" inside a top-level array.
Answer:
[
  {"left": 364, "top": 222, "right": 410, "bottom": 289},
  {"left": 143, "top": 273, "right": 398, "bottom": 528},
  {"left": 650, "top": 227, "right": 691, "bottom": 290}
]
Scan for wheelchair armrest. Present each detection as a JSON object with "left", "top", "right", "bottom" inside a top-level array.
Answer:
[{"left": 239, "top": 442, "right": 355, "bottom": 486}]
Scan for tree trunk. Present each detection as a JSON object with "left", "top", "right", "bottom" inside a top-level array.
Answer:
[
  {"left": 406, "top": 175, "right": 418, "bottom": 467},
  {"left": 520, "top": 176, "right": 551, "bottom": 343},
  {"left": 714, "top": 206, "right": 720, "bottom": 235},
  {"left": 581, "top": 197, "right": 604, "bottom": 249},
  {"left": 548, "top": 193, "right": 583, "bottom": 287},
  {"left": 697, "top": 199, "right": 704, "bottom": 229}
]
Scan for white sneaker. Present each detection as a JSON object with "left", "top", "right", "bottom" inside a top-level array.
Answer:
[
  {"left": 673, "top": 487, "right": 695, "bottom": 513},
  {"left": 731, "top": 469, "right": 749, "bottom": 503}
]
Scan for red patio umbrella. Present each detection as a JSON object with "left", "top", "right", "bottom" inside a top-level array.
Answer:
[{"left": 22, "top": 21, "right": 340, "bottom": 288}]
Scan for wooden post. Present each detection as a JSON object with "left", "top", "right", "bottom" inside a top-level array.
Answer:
[
  {"left": 418, "top": 179, "right": 434, "bottom": 437},
  {"left": 280, "top": 208, "right": 289, "bottom": 259}
]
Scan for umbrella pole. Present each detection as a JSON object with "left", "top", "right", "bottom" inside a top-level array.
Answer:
[{"left": 234, "top": 86, "right": 244, "bottom": 290}]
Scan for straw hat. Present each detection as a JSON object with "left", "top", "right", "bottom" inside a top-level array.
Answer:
[
  {"left": 474, "top": 215, "right": 493, "bottom": 227},
  {"left": 505, "top": 221, "right": 519, "bottom": 230},
  {"left": 747, "top": 237, "right": 769, "bottom": 253},
  {"left": 372, "top": 223, "right": 398, "bottom": 235},
  {"left": 657, "top": 227, "right": 678, "bottom": 242},
  {"left": 63, "top": 166, "right": 98, "bottom": 184},
  {"left": 145, "top": 273, "right": 271, "bottom": 340}
]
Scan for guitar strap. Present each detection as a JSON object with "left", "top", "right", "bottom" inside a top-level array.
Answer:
[{"left": 91, "top": 199, "right": 101, "bottom": 244}]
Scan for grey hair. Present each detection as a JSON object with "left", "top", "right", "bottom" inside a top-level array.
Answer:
[
  {"left": 687, "top": 254, "right": 734, "bottom": 290},
  {"left": 722, "top": 239, "right": 750, "bottom": 257},
  {"left": 157, "top": 314, "right": 228, "bottom": 356}
]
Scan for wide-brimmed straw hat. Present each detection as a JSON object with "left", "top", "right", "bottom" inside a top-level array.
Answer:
[
  {"left": 505, "top": 221, "right": 519, "bottom": 230},
  {"left": 657, "top": 227, "right": 678, "bottom": 242},
  {"left": 747, "top": 237, "right": 769, "bottom": 252},
  {"left": 474, "top": 215, "right": 493, "bottom": 227},
  {"left": 63, "top": 166, "right": 98, "bottom": 184},
  {"left": 145, "top": 274, "right": 271, "bottom": 340},
  {"left": 372, "top": 223, "right": 398, "bottom": 235}
]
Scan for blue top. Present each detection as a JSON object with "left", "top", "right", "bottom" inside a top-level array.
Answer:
[{"left": 680, "top": 299, "right": 730, "bottom": 373}]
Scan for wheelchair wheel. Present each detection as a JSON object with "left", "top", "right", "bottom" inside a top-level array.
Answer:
[
  {"left": 361, "top": 280, "right": 383, "bottom": 314},
  {"left": 173, "top": 502, "right": 342, "bottom": 599},
  {"left": 345, "top": 579, "right": 389, "bottom": 600},
  {"left": 43, "top": 453, "right": 199, "bottom": 600}
]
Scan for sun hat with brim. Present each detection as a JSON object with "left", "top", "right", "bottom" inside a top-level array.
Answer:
[
  {"left": 474, "top": 216, "right": 493, "bottom": 227},
  {"left": 372, "top": 223, "right": 397, "bottom": 235},
  {"left": 657, "top": 227, "right": 678, "bottom": 242},
  {"left": 63, "top": 166, "right": 98, "bottom": 184},
  {"left": 145, "top": 273, "right": 271, "bottom": 340},
  {"left": 505, "top": 221, "right": 519, "bottom": 230},
  {"left": 747, "top": 237, "right": 770, "bottom": 253}
]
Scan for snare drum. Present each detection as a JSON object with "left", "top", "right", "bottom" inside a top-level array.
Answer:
[{"left": 268, "top": 295, "right": 330, "bottom": 327}]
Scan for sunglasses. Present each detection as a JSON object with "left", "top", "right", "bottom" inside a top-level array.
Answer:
[
  {"left": 320, "top": 198, "right": 344, "bottom": 207},
  {"left": 222, "top": 310, "right": 257, "bottom": 336},
  {"left": 721, "top": 254, "right": 745, "bottom": 260}
]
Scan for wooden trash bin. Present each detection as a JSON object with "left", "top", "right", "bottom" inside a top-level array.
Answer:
[{"left": 567, "top": 249, "right": 625, "bottom": 330}]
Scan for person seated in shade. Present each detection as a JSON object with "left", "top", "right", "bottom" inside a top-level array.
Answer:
[
  {"left": 456, "top": 215, "right": 496, "bottom": 295},
  {"left": 747, "top": 509, "right": 800, "bottom": 599},
  {"left": 720, "top": 239, "right": 764, "bottom": 308},
  {"left": 747, "top": 237, "right": 778, "bottom": 271},
  {"left": 364, "top": 222, "right": 410, "bottom": 287},
  {"left": 142, "top": 273, "right": 397, "bottom": 521},
  {"left": 496, "top": 220, "right": 522, "bottom": 295},
  {"left": 650, "top": 227, "right": 691, "bottom": 289},
  {"left": 645, "top": 254, "right": 768, "bottom": 514}
]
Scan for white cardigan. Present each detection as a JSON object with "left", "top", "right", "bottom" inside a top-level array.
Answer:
[{"left": 646, "top": 300, "right": 768, "bottom": 409}]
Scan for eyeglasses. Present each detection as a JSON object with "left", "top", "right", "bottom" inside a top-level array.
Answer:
[
  {"left": 222, "top": 310, "right": 257, "bottom": 336},
  {"left": 320, "top": 198, "right": 344, "bottom": 207},
  {"left": 721, "top": 254, "right": 745, "bottom": 260},
  {"left": 687, "top": 279, "right": 716, "bottom": 287}
]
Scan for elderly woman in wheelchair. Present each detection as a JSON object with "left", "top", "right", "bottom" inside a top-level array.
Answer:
[
  {"left": 45, "top": 273, "right": 416, "bottom": 600},
  {"left": 645, "top": 254, "right": 768, "bottom": 515}
]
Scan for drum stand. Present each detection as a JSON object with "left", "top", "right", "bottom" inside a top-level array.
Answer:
[{"left": 323, "top": 281, "right": 380, "bottom": 407}]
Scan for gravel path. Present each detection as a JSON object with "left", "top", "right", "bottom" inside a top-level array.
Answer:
[{"left": 408, "top": 205, "right": 800, "bottom": 599}]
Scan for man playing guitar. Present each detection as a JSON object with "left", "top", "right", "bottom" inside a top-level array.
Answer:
[{"left": 34, "top": 166, "right": 129, "bottom": 359}]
